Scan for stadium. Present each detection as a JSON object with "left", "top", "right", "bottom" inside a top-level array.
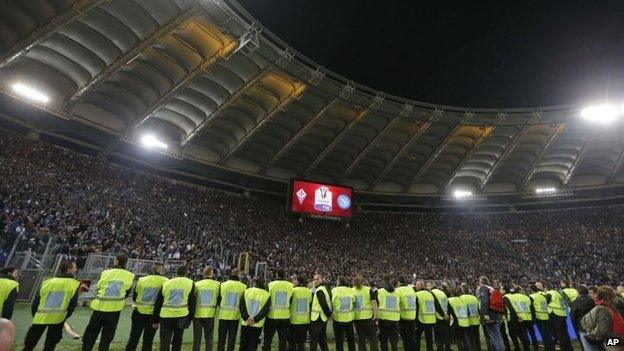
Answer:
[{"left": 0, "top": 0, "right": 623, "bottom": 350}]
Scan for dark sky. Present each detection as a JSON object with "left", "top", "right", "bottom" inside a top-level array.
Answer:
[{"left": 236, "top": 1, "right": 624, "bottom": 108}]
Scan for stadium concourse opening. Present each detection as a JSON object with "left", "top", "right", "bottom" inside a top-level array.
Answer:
[{"left": 1, "top": 1, "right": 624, "bottom": 351}]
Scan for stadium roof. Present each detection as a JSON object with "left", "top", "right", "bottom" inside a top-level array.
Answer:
[{"left": 1, "top": 0, "right": 624, "bottom": 208}]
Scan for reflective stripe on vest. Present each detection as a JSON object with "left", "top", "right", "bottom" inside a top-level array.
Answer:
[
  {"left": 460, "top": 294, "right": 481, "bottom": 325},
  {"left": 331, "top": 286, "right": 355, "bottom": 323},
  {"left": 290, "top": 286, "right": 312, "bottom": 325},
  {"left": 529, "top": 292, "right": 549, "bottom": 320},
  {"left": 448, "top": 297, "right": 470, "bottom": 328},
  {"left": 242, "top": 287, "right": 271, "bottom": 328},
  {"left": 431, "top": 289, "right": 448, "bottom": 320},
  {"left": 195, "top": 279, "right": 220, "bottom": 318},
  {"left": 378, "top": 288, "right": 400, "bottom": 321},
  {"left": 415, "top": 290, "right": 436, "bottom": 324},
  {"left": 33, "top": 277, "right": 80, "bottom": 325},
  {"left": 135, "top": 275, "right": 168, "bottom": 315},
  {"left": 160, "top": 277, "right": 194, "bottom": 318},
  {"left": 311, "top": 286, "right": 330, "bottom": 322},
  {"left": 396, "top": 286, "right": 417, "bottom": 321},
  {"left": 547, "top": 290, "right": 567, "bottom": 317},
  {"left": 268, "top": 280, "right": 294, "bottom": 319},
  {"left": 219, "top": 279, "right": 247, "bottom": 320},
  {"left": 352, "top": 286, "right": 373, "bottom": 320},
  {"left": 90, "top": 268, "right": 135, "bottom": 312}
]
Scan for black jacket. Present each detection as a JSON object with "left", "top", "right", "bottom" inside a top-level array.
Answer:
[{"left": 571, "top": 294, "right": 595, "bottom": 332}]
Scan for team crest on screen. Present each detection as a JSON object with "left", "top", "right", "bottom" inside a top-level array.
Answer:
[
  {"left": 314, "top": 186, "right": 332, "bottom": 211},
  {"left": 296, "top": 188, "right": 307, "bottom": 204},
  {"left": 337, "top": 194, "right": 351, "bottom": 210}
]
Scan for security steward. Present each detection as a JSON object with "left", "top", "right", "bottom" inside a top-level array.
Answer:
[
  {"left": 82, "top": 253, "right": 135, "bottom": 351},
  {"left": 153, "top": 265, "right": 195, "bottom": 351},
  {"left": 396, "top": 276, "right": 417, "bottom": 351},
  {"left": 23, "top": 260, "right": 80, "bottom": 351},
  {"left": 289, "top": 275, "right": 312, "bottom": 351},
  {"left": 263, "top": 268, "right": 293, "bottom": 351},
  {"left": 415, "top": 280, "right": 445, "bottom": 351},
  {"left": 377, "top": 275, "right": 400, "bottom": 351},
  {"left": 217, "top": 268, "right": 247, "bottom": 351},
  {"left": 352, "top": 273, "right": 379, "bottom": 351},
  {"left": 193, "top": 266, "right": 220, "bottom": 351},
  {"left": 511, "top": 286, "right": 533, "bottom": 351},
  {"left": 126, "top": 262, "right": 168, "bottom": 351},
  {"left": 447, "top": 288, "right": 472, "bottom": 351},
  {"left": 459, "top": 284, "right": 481, "bottom": 351},
  {"left": 331, "top": 276, "right": 356, "bottom": 351},
  {"left": 429, "top": 282, "right": 451, "bottom": 351},
  {"left": 0, "top": 266, "right": 19, "bottom": 320},
  {"left": 309, "top": 273, "right": 332, "bottom": 351},
  {"left": 503, "top": 286, "right": 529, "bottom": 351},
  {"left": 559, "top": 280, "right": 578, "bottom": 308},
  {"left": 528, "top": 284, "right": 554, "bottom": 351},
  {"left": 542, "top": 282, "right": 572, "bottom": 351},
  {"left": 239, "top": 277, "right": 271, "bottom": 351}
]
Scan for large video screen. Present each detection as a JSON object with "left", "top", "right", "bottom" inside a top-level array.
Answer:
[{"left": 289, "top": 179, "right": 353, "bottom": 220}]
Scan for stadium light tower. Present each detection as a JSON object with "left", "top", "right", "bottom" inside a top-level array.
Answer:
[
  {"left": 535, "top": 187, "right": 557, "bottom": 195},
  {"left": 580, "top": 103, "right": 621, "bottom": 123},
  {"left": 141, "top": 134, "right": 168, "bottom": 150},
  {"left": 453, "top": 189, "right": 473, "bottom": 199},
  {"left": 11, "top": 82, "right": 49, "bottom": 103}
]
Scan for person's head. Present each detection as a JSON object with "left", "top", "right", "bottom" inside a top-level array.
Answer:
[
  {"left": 0, "top": 318, "right": 14, "bottom": 351},
  {"left": 543, "top": 282, "right": 553, "bottom": 290},
  {"left": 114, "top": 253, "right": 128, "bottom": 268},
  {"left": 460, "top": 284, "right": 472, "bottom": 295},
  {"left": 1, "top": 267, "right": 18, "bottom": 279},
  {"left": 397, "top": 276, "right": 409, "bottom": 286},
  {"left": 414, "top": 280, "right": 425, "bottom": 291},
  {"left": 426, "top": 280, "right": 436, "bottom": 290},
  {"left": 616, "top": 285, "right": 624, "bottom": 295},
  {"left": 230, "top": 268, "right": 240, "bottom": 279},
  {"left": 596, "top": 286, "right": 617, "bottom": 306},
  {"left": 203, "top": 266, "right": 214, "bottom": 279},
  {"left": 176, "top": 265, "right": 188, "bottom": 277},
  {"left": 313, "top": 273, "right": 324, "bottom": 287},
  {"left": 501, "top": 285, "right": 513, "bottom": 294},
  {"left": 514, "top": 285, "right": 524, "bottom": 294},
  {"left": 560, "top": 279, "right": 570, "bottom": 289},
  {"left": 336, "top": 276, "right": 349, "bottom": 287},
  {"left": 352, "top": 273, "right": 364, "bottom": 289},
  {"left": 253, "top": 277, "right": 266, "bottom": 290},
  {"left": 478, "top": 276, "right": 490, "bottom": 287},
  {"left": 576, "top": 285, "right": 589, "bottom": 296},
  {"left": 588, "top": 286, "right": 598, "bottom": 299},
  {"left": 275, "top": 267, "right": 286, "bottom": 279},
  {"left": 61, "top": 260, "right": 77, "bottom": 276},
  {"left": 152, "top": 262, "right": 164, "bottom": 275},
  {"left": 529, "top": 283, "right": 540, "bottom": 293},
  {"left": 295, "top": 274, "right": 308, "bottom": 287}
]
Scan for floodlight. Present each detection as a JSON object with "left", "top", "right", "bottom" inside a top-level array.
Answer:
[
  {"left": 535, "top": 187, "right": 557, "bottom": 195},
  {"left": 453, "top": 190, "right": 472, "bottom": 199},
  {"left": 580, "top": 104, "right": 620, "bottom": 123},
  {"left": 12, "top": 83, "right": 49, "bottom": 103},
  {"left": 141, "top": 134, "right": 168, "bottom": 150}
]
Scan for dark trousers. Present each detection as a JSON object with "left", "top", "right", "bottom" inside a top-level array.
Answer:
[
  {"left": 500, "top": 321, "right": 511, "bottom": 351},
  {"left": 415, "top": 322, "right": 435, "bottom": 351},
  {"left": 23, "top": 322, "right": 63, "bottom": 351},
  {"left": 126, "top": 310, "right": 157, "bottom": 351},
  {"left": 434, "top": 319, "right": 451, "bottom": 351},
  {"left": 160, "top": 317, "right": 186, "bottom": 351},
  {"left": 525, "top": 323, "right": 539, "bottom": 351},
  {"left": 193, "top": 317, "right": 215, "bottom": 351},
  {"left": 309, "top": 319, "right": 329, "bottom": 351},
  {"left": 240, "top": 325, "right": 262, "bottom": 351},
  {"left": 333, "top": 321, "right": 356, "bottom": 351},
  {"left": 535, "top": 319, "right": 555, "bottom": 351},
  {"left": 82, "top": 310, "right": 121, "bottom": 351},
  {"left": 378, "top": 320, "right": 399, "bottom": 351},
  {"left": 550, "top": 314, "right": 572, "bottom": 351},
  {"left": 451, "top": 326, "right": 472, "bottom": 351},
  {"left": 398, "top": 320, "right": 416, "bottom": 351},
  {"left": 354, "top": 319, "right": 379, "bottom": 351},
  {"left": 288, "top": 324, "right": 308, "bottom": 351},
  {"left": 217, "top": 319, "right": 239, "bottom": 351},
  {"left": 263, "top": 318, "right": 289, "bottom": 351},
  {"left": 507, "top": 319, "right": 530, "bottom": 351},
  {"left": 468, "top": 325, "right": 480, "bottom": 351}
]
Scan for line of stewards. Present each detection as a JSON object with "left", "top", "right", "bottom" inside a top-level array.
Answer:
[
  {"left": 352, "top": 273, "right": 379, "bottom": 351},
  {"left": 23, "top": 261, "right": 79, "bottom": 351},
  {"left": 239, "top": 277, "right": 271, "bottom": 351},
  {"left": 0, "top": 266, "right": 19, "bottom": 320},
  {"left": 82, "top": 253, "right": 135, "bottom": 351},
  {"left": 263, "top": 268, "right": 293, "bottom": 351},
  {"left": 152, "top": 265, "right": 196, "bottom": 351}
]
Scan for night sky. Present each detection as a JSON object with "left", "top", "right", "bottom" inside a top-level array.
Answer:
[{"left": 236, "top": 1, "right": 624, "bottom": 108}]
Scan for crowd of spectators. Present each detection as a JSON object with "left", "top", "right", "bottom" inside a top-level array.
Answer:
[{"left": 1, "top": 127, "right": 622, "bottom": 287}]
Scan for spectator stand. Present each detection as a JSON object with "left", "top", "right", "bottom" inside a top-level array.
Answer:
[{"left": 4, "top": 250, "right": 64, "bottom": 302}]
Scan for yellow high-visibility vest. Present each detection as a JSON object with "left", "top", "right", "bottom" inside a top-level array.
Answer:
[
  {"left": 33, "top": 277, "right": 80, "bottom": 325},
  {"left": 448, "top": 296, "right": 470, "bottom": 328},
  {"left": 377, "top": 288, "right": 400, "bottom": 322},
  {"left": 331, "top": 286, "right": 355, "bottom": 323},
  {"left": 311, "top": 285, "right": 330, "bottom": 322},
  {"left": 431, "top": 288, "right": 448, "bottom": 320},
  {"left": 352, "top": 285, "right": 373, "bottom": 320},
  {"left": 241, "top": 287, "right": 271, "bottom": 328},
  {"left": 396, "top": 286, "right": 417, "bottom": 321},
  {"left": 511, "top": 293, "right": 533, "bottom": 321},
  {"left": 134, "top": 274, "right": 168, "bottom": 315},
  {"left": 460, "top": 294, "right": 480, "bottom": 326},
  {"left": 529, "top": 292, "right": 549, "bottom": 320},
  {"left": 268, "top": 280, "right": 293, "bottom": 319},
  {"left": 160, "top": 277, "right": 194, "bottom": 318},
  {"left": 90, "top": 268, "right": 135, "bottom": 312},
  {"left": 195, "top": 279, "right": 220, "bottom": 318},
  {"left": 546, "top": 290, "right": 567, "bottom": 317},
  {"left": 415, "top": 290, "right": 436, "bottom": 324},
  {"left": 218, "top": 279, "right": 247, "bottom": 320},
  {"left": 290, "top": 286, "right": 312, "bottom": 325},
  {"left": 0, "top": 278, "right": 19, "bottom": 315}
]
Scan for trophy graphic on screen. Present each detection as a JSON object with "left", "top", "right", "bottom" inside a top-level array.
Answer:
[{"left": 314, "top": 186, "right": 333, "bottom": 212}]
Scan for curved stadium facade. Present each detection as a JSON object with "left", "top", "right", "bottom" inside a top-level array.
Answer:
[{"left": 0, "top": 0, "right": 623, "bottom": 211}]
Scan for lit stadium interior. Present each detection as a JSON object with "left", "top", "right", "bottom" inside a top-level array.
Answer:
[{"left": 0, "top": 1, "right": 623, "bottom": 350}]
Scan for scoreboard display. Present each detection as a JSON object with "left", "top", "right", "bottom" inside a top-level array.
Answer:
[{"left": 288, "top": 179, "right": 353, "bottom": 221}]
